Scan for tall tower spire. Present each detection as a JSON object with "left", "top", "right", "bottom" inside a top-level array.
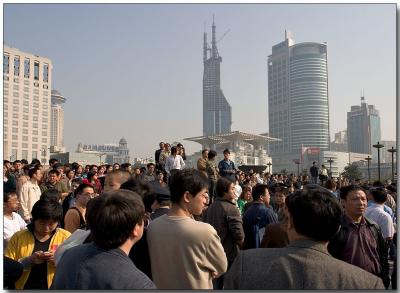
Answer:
[
  {"left": 203, "top": 26, "right": 208, "bottom": 62},
  {"left": 212, "top": 15, "right": 217, "bottom": 58}
]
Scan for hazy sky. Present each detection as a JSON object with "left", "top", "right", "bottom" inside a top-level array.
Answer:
[{"left": 3, "top": 3, "right": 396, "bottom": 159}]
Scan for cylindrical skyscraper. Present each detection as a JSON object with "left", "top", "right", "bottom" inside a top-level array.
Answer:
[{"left": 268, "top": 31, "right": 329, "bottom": 171}]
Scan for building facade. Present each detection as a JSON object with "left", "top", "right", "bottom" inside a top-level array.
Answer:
[
  {"left": 347, "top": 96, "right": 381, "bottom": 162},
  {"left": 3, "top": 45, "right": 52, "bottom": 163},
  {"left": 268, "top": 31, "right": 330, "bottom": 155},
  {"left": 267, "top": 32, "right": 329, "bottom": 172},
  {"left": 203, "top": 19, "right": 232, "bottom": 136},
  {"left": 330, "top": 129, "right": 348, "bottom": 152},
  {"left": 50, "top": 90, "right": 66, "bottom": 153}
]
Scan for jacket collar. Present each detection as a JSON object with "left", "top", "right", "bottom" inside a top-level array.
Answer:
[
  {"left": 288, "top": 239, "right": 329, "bottom": 255},
  {"left": 216, "top": 197, "right": 236, "bottom": 206}
]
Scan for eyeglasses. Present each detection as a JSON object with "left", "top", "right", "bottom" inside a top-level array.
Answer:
[{"left": 81, "top": 192, "right": 96, "bottom": 198}]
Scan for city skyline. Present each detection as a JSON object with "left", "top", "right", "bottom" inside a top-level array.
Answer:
[{"left": 3, "top": 4, "right": 396, "bottom": 159}]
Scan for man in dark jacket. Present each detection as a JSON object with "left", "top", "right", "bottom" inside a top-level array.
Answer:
[
  {"left": 218, "top": 149, "right": 237, "bottom": 182},
  {"left": 309, "top": 161, "right": 318, "bottom": 184},
  {"left": 203, "top": 177, "right": 244, "bottom": 289},
  {"left": 242, "top": 184, "right": 278, "bottom": 249},
  {"left": 327, "top": 185, "right": 390, "bottom": 288}
]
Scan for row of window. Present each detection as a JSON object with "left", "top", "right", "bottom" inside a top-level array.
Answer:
[{"left": 3, "top": 53, "right": 49, "bottom": 82}]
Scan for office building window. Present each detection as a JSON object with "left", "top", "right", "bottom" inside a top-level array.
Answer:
[
  {"left": 23, "top": 122, "right": 28, "bottom": 127},
  {"left": 33, "top": 95, "right": 39, "bottom": 101},
  {"left": 12, "top": 113, "right": 18, "bottom": 119},
  {"left": 23, "top": 129, "right": 28, "bottom": 134},
  {"left": 23, "top": 115, "right": 28, "bottom": 120},
  {"left": 43, "top": 63, "right": 49, "bottom": 82},
  {"left": 22, "top": 136, "right": 28, "bottom": 141},
  {"left": 24, "top": 58, "right": 30, "bottom": 78},
  {"left": 32, "top": 151, "right": 38, "bottom": 159},
  {"left": 32, "top": 144, "right": 38, "bottom": 149},
  {"left": 42, "top": 138, "right": 47, "bottom": 143},
  {"left": 33, "top": 116, "right": 38, "bottom": 121},
  {"left": 33, "top": 89, "right": 39, "bottom": 94},
  {"left": 13, "top": 92, "right": 19, "bottom": 97},
  {"left": 22, "top": 143, "right": 28, "bottom": 148},
  {"left": 34, "top": 61, "right": 39, "bottom": 80},
  {"left": 14, "top": 56, "right": 20, "bottom": 76},
  {"left": 12, "top": 120, "right": 18, "bottom": 126},
  {"left": 13, "top": 99, "right": 19, "bottom": 104},
  {"left": 23, "top": 108, "right": 29, "bottom": 113},
  {"left": 32, "top": 130, "right": 38, "bottom": 135},
  {"left": 3, "top": 53, "right": 9, "bottom": 74},
  {"left": 42, "top": 131, "right": 47, "bottom": 136},
  {"left": 12, "top": 135, "right": 18, "bottom": 140},
  {"left": 24, "top": 87, "right": 29, "bottom": 92},
  {"left": 21, "top": 150, "right": 28, "bottom": 160},
  {"left": 32, "top": 137, "right": 38, "bottom": 142}
]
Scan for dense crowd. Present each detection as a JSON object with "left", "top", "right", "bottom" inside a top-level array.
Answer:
[{"left": 3, "top": 142, "right": 398, "bottom": 289}]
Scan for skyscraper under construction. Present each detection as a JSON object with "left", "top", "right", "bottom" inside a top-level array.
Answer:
[{"left": 203, "top": 19, "right": 232, "bottom": 136}]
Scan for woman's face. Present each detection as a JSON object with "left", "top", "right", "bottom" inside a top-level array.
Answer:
[
  {"left": 275, "top": 192, "right": 286, "bottom": 206},
  {"left": 245, "top": 189, "right": 252, "bottom": 201},
  {"left": 157, "top": 172, "right": 164, "bottom": 180},
  {"left": 67, "top": 170, "right": 75, "bottom": 179}
]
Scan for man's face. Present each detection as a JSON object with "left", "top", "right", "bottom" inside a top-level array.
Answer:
[
  {"left": 91, "top": 166, "right": 98, "bottom": 173},
  {"left": 48, "top": 173, "right": 58, "bottom": 184},
  {"left": 188, "top": 188, "right": 209, "bottom": 216},
  {"left": 261, "top": 188, "right": 271, "bottom": 205},
  {"left": 104, "top": 175, "right": 121, "bottom": 192},
  {"left": 159, "top": 143, "right": 164, "bottom": 149},
  {"left": 14, "top": 162, "right": 22, "bottom": 171},
  {"left": 202, "top": 151, "right": 209, "bottom": 159},
  {"left": 56, "top": 167, "right": 64, "bottom": 176},
  {"left": 148, "top": 165, "right": 155, "bottom": 173},
  {"left": 224, "top": 152, "right": 229, "bottom": 160},
  {"left": 342, "top": 190, "right": 367, "bottom": 220}
]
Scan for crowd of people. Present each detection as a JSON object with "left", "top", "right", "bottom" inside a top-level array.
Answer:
[{"left": 2, "top": 142, "right": 398, "bottom": 289}]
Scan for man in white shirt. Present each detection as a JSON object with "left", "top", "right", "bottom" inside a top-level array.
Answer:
[
  {"left": 365, "top": 187, "right": 395, "bottom": 241},
  {"left": 4, "top": 192, "right": 26, "bottom": 249},
  {"left": 19, "top": 166, "right": 43, "bottom": 222},
  {"left": 165, "top": 146, "right": 185, "bottom": 178}
]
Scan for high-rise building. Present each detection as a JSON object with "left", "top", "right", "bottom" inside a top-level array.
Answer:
[
  {"left": 331, "top": 129, "right": 348, "bottom": 152},
  {"left": 3, "top": 45, "right": 52, "bottom": 163},
  {"left": 203, "top": 19, "right": 232, "bottom": 136},
  {"left": 267, "top": 31, "right": 329, "bottom": 172},
  {"left": 347, "top": 96, "right": 381, "bottom": 162},
  {"left": 50, "top": 90, "right": 66, "bottom": 153}
]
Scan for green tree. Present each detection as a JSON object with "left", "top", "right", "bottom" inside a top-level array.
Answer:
[{"left": 342, "top": 163, "right": 362, "bottom": 181}]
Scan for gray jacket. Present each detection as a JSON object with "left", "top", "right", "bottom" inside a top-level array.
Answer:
[
  {"left": 224, "top": 239, "right": 385, "bottom": 290},
  {"left": 53, "top": 243, "right": 156, "bottom": 289}
]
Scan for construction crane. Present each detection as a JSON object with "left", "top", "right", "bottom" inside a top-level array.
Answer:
[{"left": 217, "top": 28, "right": 230, "bottom": 43}]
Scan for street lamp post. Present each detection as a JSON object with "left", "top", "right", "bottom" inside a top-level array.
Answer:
[
  {"left": 294, "top": 159, "right": 300, "bottom": 177},
  {"left": 98, "top": 153, "right": 107, "bottom": 166},
  {"left": 327, "top": 157, "right": 334, "bottom": 178},
  {"left": 387, "top": 146, "right": 396, "bottom": 183},
  {"left": 372, "top": 141, "right": 384, "bottom": 182},
  {"left": 365, "top": 156, "right": 372, "bottom": 183},
  {"left": 267, "top": 162, "right": 272, "bottom": 174}
]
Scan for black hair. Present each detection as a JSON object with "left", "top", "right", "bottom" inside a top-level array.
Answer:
[
  {"left": 86, "top": 171, "right": 97, "bottom": 182},
  {"left": 120, "top": 179, "right": 154, "bottom": 212},
  {"left": 370, "top": 187, "right": 388, "bottom": 204},
  {"left": 171, "top": 146, "right": 178, "bottom": 155},
  {"left": 13, "top": 160, "right": 21, "bottom": 165},
  {"left": 201, "top": 149, "right": 209, "bottom": 154},
  {"left": 73, "top": 164, "right": 83, "bottom": 173},
  {"left": 49, "top": 158, "right": 58, "bottom": 165},
  {"left": 169, "top": 169, "right": 209, "bottom": 203},
  {"left": 4, "top": 160, "right": 10, "bottom": 165},
  {"left": 286, "top": 187, "right": 343, "bottom": 241},
  {"left": 48, "top": 169, "right": 60, "bottom": 177},
  {"left": 31, "top": 199, "right": 63, "bottom": 224},
  {"left": 30, "top": 159, "right": 41, "bottom": 165},
  {"left": 208, "top": 150, "right": 217, "bottom": 159},
  {"left": 28, "top": 166, "right": 40, "bottom": 178},
  {"left": 20, "top": 159, "right": 29, "bottom": 165},
  {"left": 372, "top": 180, "right": 385, "bottom": 187},
  {"left": 40, "top": 188, "right": 62, "bottom": 202},
  {"left": 216, "top": 177, "right": 234, "bottom": 198},
  {"left": 52, "top": 163, "right": 63, "bottom": 170},
  {"left": 89, "top": 190, "right": 145, "bottom": 250},
  {"left": 75, "top": 183, "right": 95, "bottom": 196},
  {"left": 252, "top": 184, "right": 269, "bottom": 201},
  {"left": 339, "top": 185, "right": 366, "bottom": 200},
  {"left": 147, "top": 163, "right": 155, "bottom": 168},
  {"left": 4, "top": 191, "right": 17, "bottom": 203}
]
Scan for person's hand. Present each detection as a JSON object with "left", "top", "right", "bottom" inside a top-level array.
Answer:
[
  {"left": 210, "top": 271, "right": 218, "bottom": 279},
  {"left": 41, "top": 250, "right": 55, "bottom": 263},
  {"left": 30, "top": 251, "right": 46, "bottom": 265}
]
